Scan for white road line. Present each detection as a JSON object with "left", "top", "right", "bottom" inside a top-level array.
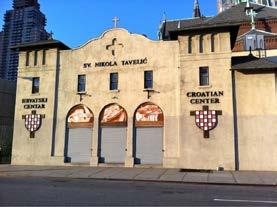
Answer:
[{"left": 214, "top": 198, "right": 277, "bottom": 204}]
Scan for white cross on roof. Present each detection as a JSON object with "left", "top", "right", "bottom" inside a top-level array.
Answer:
[{"left": 112, "top": 16, "right": 119, "bottom": 28}]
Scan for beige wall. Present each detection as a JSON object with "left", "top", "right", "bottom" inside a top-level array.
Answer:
[
  {"left": 232, "top": 49, "right": 277, "bottom": 58},
  {"left": 12, "top": 29, "right": 181, "bottom": 167},
  {"left": 235, "top": 71, "right": 277, "bottom": 171},
  {"left": 54, "top": 29, "right": 180, "bottom": 167},
  {"left": 12, "top": 48, "right": 63, "bottom": 165},
  {"left": 11, "top": 28, "right": 277, "bottom": 171},
  {"left": 233, "top": 46, "right": 277, "bottom": 171},
  {"left": 178, "top": 32, "right": 235, "bottom": 170}
]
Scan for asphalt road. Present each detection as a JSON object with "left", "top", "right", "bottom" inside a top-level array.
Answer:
[{"left": 0, "top": 176, "right": 277, "bottom": 206}]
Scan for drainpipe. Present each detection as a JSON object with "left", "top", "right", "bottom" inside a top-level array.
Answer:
[
  {"left": 231, "top": 70, "right": 240, "bottom": 171},
  {"left": 51, "top": 48, "right": 60, "bottom": 156}
]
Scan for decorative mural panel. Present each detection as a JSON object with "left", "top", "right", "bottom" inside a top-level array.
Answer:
[
  {"left": 22, "top": 110, "right": 45, "bottom": 138},
  {"left": 190, "top": 105, "right": 222, "bottom": 138},
  {"left": 135, "top": 103, "right": 164, "bottom": 127},
  {"left": 68, "top": 105, "right": 94, "bottom": 128},
  {"left": 101, "top": 104, "right": 127, "bottom": 126}
]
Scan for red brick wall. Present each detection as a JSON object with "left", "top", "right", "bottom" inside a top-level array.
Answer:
[
  {"left": 233, "top": 36, "right": 277, "bottom": 52},
  {"left": 233, "top": 19, "right": 277, "bottom": 51},
  {"left": 233, "top": 40, "right": 244, "bottom": 52},
  {"left": 238, "top": 19, "right": 277, "bottom": 36},
  {"left": 265, "top": 37, "right": 277, "bottom": 49}
]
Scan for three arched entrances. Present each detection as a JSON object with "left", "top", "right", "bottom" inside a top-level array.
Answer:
[
  {"left": 99, "top": 103, "right": 127, "bottom": 164},
  {"left": 66, "top": 104, "right": 94, "bottom": 163},
  {"left": 134, "top": 102, "right": 164, "bottom": 165},
  {"left": 65, "top": 102, "right": 164, "bottom": 166}
]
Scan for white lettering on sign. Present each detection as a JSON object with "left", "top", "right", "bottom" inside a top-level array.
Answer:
[{"left": 83, "top": 58, "right": 148, "bottom": 68}]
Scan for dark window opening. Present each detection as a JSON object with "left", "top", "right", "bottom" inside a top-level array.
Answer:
[
  {"left": 34, "top": 50, "right": 38, "bottom": 66},
  {"left": 42, "top": 49, "right": 46, "bottom": 65},
  {"left": 199, "top": 67, "right": 209, "bottom": 86},
  {"left": 199, "top": 35, "right": 204, "bottom": 53},
  {"left": 144, "top": 70, "right": 153, "bottom": 89},
  {"left": 26, "top": 51, "right": 30, "bottom": 66},
  {"left": 188, "top": 36, "right": 192, "bottom": 54},
  {"left": 211, "top": 34, "right": 215, "bottom": 52},
  {"left": 78, "top": 75, "right": 86, "bottom": 92},
  {"left": 110, "top": 73, "right": 118, "bottom": 90},
  {"left": 32, "top": 77, "right": 40, "bottom": 94}
]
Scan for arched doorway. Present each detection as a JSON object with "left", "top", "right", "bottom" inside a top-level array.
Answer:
[
  {"left": 134, "top": 102, "right": 164, "bottom": 165},
  {"left": 66, "top": 105, "right": 94, "bottom": 163},
  {"left": 99, "top": 103, "right": 127, "bottom": 164}
]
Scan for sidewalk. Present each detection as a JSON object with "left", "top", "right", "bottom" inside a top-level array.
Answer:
[{"left": 0, "top": 165, "right": 277, "bottom": 186}]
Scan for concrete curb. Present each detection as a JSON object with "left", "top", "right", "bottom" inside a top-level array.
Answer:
[
  {"left": 0, "top": 174, "right": 276, "bottom": 187},
  {"left": 1, "top": 165, "right": 277, "bottom": 187}
]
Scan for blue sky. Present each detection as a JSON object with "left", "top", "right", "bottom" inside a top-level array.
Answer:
[{"left": 0, "top": 0, "right": 217, "bottom": 48}]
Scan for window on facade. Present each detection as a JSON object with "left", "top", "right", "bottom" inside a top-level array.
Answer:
[
  {"left": 77, "top": 75, "right": 86, "bottom": 92},
  {"left": 199, "top": 35, "right": 204, "bottom": 53},
  {"left": 34, "top": 50, "right": 38, "bottom": 66},
  {"left": 211, "top": 34, "right": 215, "bottom": 52},
  {"left": 144, "top": 70, "right": 153, "bottom": 89},
  {"left": 26, "top": 51, "right": 30, "bottom": 66},
  {"left": 110, "top": 73, "right": 118, "bottom": 90},
  {"left": 199, "top": 67, "right": 209, "bottom": 86},
  {"left": 188, "top": 36, "right": 192, "bottom": 54},
  {"left": 42, "top": 49, "right": 46, "bottom": 65},
  {"left": 32, "top": 77, "right": 40, "bottom": 94}
]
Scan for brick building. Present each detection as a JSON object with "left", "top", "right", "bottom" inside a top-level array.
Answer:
[{"left": 162, "top": 3, "right": 277, "bottom": 55}]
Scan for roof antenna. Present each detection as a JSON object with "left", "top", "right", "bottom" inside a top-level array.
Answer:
[
  {"left": 245, "top": 0, "right": 256, "bottom": 30},
  {"left": 163, "top": 11, "right": 167, "bottom": 22},
  {"left": 246, "top": 0, "right": 250, "bottom": 8},
  {"left": 48, "top": 31, "right": 54, "bottom": 40},
  {"left": 235, "top": 0, "right": 242, "bottom": 5},
  {"left": 158, "top": 11, "right": 167, "bottom": 40}
]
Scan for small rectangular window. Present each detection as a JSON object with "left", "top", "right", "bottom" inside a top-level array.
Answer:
[
  {"left": 78, "top": 75, "right": 86, "bottom": 92},
  {"left": 42, "top": 49, "right": 46, "bottom": 65},
  {"left": 211, "top": 34, "right": 215, "bottom": 52},
  {"left": 34, "top": 50, "right": 38, "bottom": 66},
  {"left": 199, "top": 67, "right": 209, "bottom": 86},
  {"left": 144, "top": 70, "right": 153, "bottom": 89},
  {"left": 188, "top": 36, "right": 192, "bottom": 54},
  {"left": 26, "top": 51, "right": 30, "bottom": 66},
  {"left": 110, "top": 73, "right": 118, "bottom": 90},
  {"left": 199, "top": 35, "right": 204, "bottom": 53},
  {"left": 32, "top": 77, "right": 40, "bottom": 94}
]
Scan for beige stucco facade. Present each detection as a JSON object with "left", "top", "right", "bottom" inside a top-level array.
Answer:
[
  {"left": 12, "top": 48, "right": 63, "bottom": 165},
  {"left": 178, "top": 32, "right": 235, "bottom": 170},
  {"left": 235, "top": 71, "right": 277, "bottom": 171},
  {"left": 11, "top": 28, "right": 277, "bottom": 171},
  {"left": 12, "top": 29, "right": 181, "bottom": 167}
]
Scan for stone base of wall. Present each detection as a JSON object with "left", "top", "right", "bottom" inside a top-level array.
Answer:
[
  {"left": 163, "top": 157, "right": 179, "bottom": 168},
  {"left": 11, "top": 156, "right": 65, "bottom": 166}
]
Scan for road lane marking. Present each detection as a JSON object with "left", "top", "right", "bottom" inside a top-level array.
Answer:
[{"left": 214, "top": 199, "right": 277, "bottom": 204}]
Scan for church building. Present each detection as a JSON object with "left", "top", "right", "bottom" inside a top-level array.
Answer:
[{"left": 11, "top": 1, "right": 277, "bottom": 171}]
